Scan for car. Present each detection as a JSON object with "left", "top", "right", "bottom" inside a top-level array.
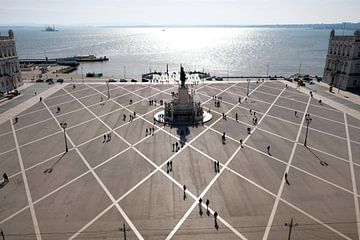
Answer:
[
  {"left": 206, "top": 77, "right": 213, "bottom": 81},
  {"left": 57, "top": 78, "right": 64, "bottom": 83},
  {"left": 120, "top": 79, "right": 127, "bottom": 82},
  {"left": 35, "top": 79, "right": 44, "bottom": 82},
  {"left": 131, "top": 79, "right": 137, "bottom": 82},
  {"left": 108, "top": 79, "right": 117, "bottom": 82},
  {"left": 215, "top": 77, "right": 223, "bottom": 81}
]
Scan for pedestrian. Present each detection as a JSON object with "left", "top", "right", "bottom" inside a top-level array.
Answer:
[
  {"left": 199, "top": 198, "right": 203, "bottom": 216},
  {"left": 167, "top": 162, "right": 170, "bottom": 173},
  {"left": 319, "top": 99, "right": 322, "bottom": 105},
  {"left": 216, "top": 161, "right": 220, "bottom": 173},
  {"left": 3, "top": 173, "right": 9, "bottom": 183},
  {"left": 134, "top": 111, "right": 136, "bottom": 118},
  {"left": 285, "top": 173, "right": 290, "bottom": 185},
  {"left": 123, "top": 114, "right": 126, "bottom": 121},
  {"left": 247, "top": 127, "right": 251, "bottom": 134},
  {"left": 294, "top": 110, "right": 297, "bottom": 117},
  {"left": 254, "top": 111, "right": 256, "bottom": 117},
  {"left": 73, "top": 84, "right": 76, "bottom": 89},
  {"left": 206, "top": 199, "right": 210, "bottom": 216},
  {"left": 267, "top": 145, "right": 270, "bottom": 154},
  {"left": 239, "top": 97, "right": 241, "bottom": 103},
  {"left": 310, "top": 91, "right": 313, "bottom": 97},
  {"left": 39, "top": 97, "right": 42, "bottom": 102},
  {"left": 235, "top": 113, "right": 238, "bottom": 122},
  {"left": 34, "top": 92, "right": 37, "bottom": 96},
  {"left": 100, "top": 96, "right": 103, "bottom": 102},
  {"left": 222, "top": 112, "right": 225, "bottom": 119},
  {"left": 146, "top": 128, "right": 148, "bottom": 136},
  {"left": 183, "top": 185, "right": 187, "bottom": 200},
  {"left": 214, "top": 211, "right": 219, "bottom": 230},
  {"left": 172, "top": 143, "right": 175, "bottom": 152},
  {"left": 250, "top": 109, "right": 252, "bottom": 115},
  {"left": 286, "top": 84, "right": 288, "bottom": 88},
  {"left": 214, "top": 161, "right": 217, "bottom": 173},
  {"left": 240, "top": 139, "right": 243, "bottom": 147},
  {"left": 103, "top": 134, "right": 106, "bottom": 143},
  {"left": 14, "top": 117, "right": 18, "bottom": 124},
  {"left": 57, "top": 107, "right": 60, "bottom": 113},
  {"left": 152, "top": 127, "right": 155, "bottom": 135}
]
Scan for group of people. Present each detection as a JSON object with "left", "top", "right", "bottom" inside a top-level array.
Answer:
[
  {"left": 172, "top": 142, "right": 180, "bottom": 152},
  {"left": 103, "top": 132, "right": 112, "bottom": 143},
  {"left": 145, "top": 127, "right": 155, "bottom": 136}
]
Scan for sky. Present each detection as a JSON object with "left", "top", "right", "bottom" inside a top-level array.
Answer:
[{"left": 0, "top": 0, "right": 359, "bottom": 26}]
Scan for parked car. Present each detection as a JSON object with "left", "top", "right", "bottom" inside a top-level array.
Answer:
[
  {"left": 120, "top": 79, "right": 127, "bottom": 82},
  {"left": 35, "top": 79, "right": 44, "bottom": 82},
  {"left": 57, "top": 78, "right": 64, "bottom": 83},
  {"left": 108, "top": 79, "right": 117, "bottom": 82},
  {"left": 131, "top": 79, "right": 137, "bottom": 82}
]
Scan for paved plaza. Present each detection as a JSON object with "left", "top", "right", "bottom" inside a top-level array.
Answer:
[{"left": 1, "top": 80, "right": 360, "bottom": 239}]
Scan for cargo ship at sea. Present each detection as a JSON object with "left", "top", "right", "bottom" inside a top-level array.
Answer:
[{"left": 43, "top": 25, "right": 58, "bottom": 32}]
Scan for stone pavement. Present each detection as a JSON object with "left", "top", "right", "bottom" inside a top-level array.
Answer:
[{"left": 0, "top": 80, "right": 359, "bottom": 240}]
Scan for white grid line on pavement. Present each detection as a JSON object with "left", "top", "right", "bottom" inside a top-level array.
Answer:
[
  {"left": 262, "top": 95, "right": 311, "bottom": 240},
  {"left": 87, "top": 82, "right": 250, "bottom": 239},
  {"left": 42, "top": 100, "right": 145, "bottom": 240},
  {"left": 164, "top": 82, "right": 267, "bottom": 240},
  {"left": 10, "top": 119, "right": 42, "bottom": 240},
  {"left": 1, "top": 82, "right": 359, "bottom": 239},
  {"left": 344, "top": 113, "right": 360, "bottom": 240}
]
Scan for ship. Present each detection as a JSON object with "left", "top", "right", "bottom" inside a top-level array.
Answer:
[
  {"left": 74, "top": 55, "right": 109, "bottom": 62},
  {"left": 43, "top": 25, "right": 58, "bottom": 32}
]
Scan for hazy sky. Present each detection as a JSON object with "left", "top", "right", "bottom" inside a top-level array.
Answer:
[{"left": 1, "top": 0, "right": 359, "bottom": 26}]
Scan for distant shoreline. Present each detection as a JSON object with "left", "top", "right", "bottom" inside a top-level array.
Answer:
[{"left": 1, "top": 22, "right": 359, "bottom": 30}]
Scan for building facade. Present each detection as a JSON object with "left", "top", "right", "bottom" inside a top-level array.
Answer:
[
  {"left": 0, "top": 29, "right": 22, "bottom": 95},
  {"left": 323, "top": 29, "right": 360, "bottom": 90}
]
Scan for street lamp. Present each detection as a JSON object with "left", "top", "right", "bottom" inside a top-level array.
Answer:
[
  {"left": 60, "top": 122, "right": 68, "bottom": 152},
  {"left": 304, "top": 113, "right": 312, "bottom": 147},
  {"left": 247, "top": 79, "right": 250, "bottom": 96},
  {"left": 106, "top": 80, "right": 110, "bottom": 99}
]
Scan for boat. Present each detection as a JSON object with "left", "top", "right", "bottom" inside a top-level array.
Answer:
[
  {"left": 74, "top": 55, "right": 109, "bottom": 62},
  {"left": 86, "top": 72, "right": 103, "bottom": 78},
  {"left": 43, "top": 25, "right": 58, "bottom": 32}
]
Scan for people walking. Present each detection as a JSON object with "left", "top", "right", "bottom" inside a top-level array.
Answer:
[
  {"left": 3, "top": 173, "right": 9, "bottom": 183},
  {"left": 206, "top": 199, "right": 210, "bottom": 216},
  {"left": 214, "top": 211, "right": 219, "bottom": 230},
  {"left": 199, "top": 198, "right": 203, "bottom": 216},
  {"left": 183, "top": 185, "right": 187, "bottom": 200},
  {"left": 285, "top": 173, "right": 290, "bottom": 185}
]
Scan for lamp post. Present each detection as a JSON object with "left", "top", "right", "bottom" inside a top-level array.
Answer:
[
  {"left": 60, "top": 122, "right": 68, "bottom": 152},
  {"left": 106, "top": 80, "right": 110, "bottom": 99},
  {"left": 304, "top": 113, "right": 312, "bottom": 147},
  {"left": 247, "top": 79, "right": 250, "bottom": 96},
  {"left": 81, "top": 65, "right": 84, "bottom": 84}
]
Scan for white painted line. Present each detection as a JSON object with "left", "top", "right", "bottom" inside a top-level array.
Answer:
[
  {"left": 262, "top": 95, "right": 311, "bottom": 240},
  {"left": 42, "top": 100, "right": 145, "bottom": 240},
  {"left": 10, "top": 119, "right": 42, "bottom": 240},
  {"left": 280, "top": 198, "right": 353, "bottom": 240},
  {"left": 165, "top": 82, "right": 269, "bottom": 240},
  {"left": 344, "top": 113, "right": 360, "bottom": 240}
]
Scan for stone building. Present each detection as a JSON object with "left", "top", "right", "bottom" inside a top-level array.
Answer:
[
  {"left": 0, "top": 29, "right": 22, "bottom": 95},
  {"left": 323, "top": 29, "right": 360, "bottom": 90}
]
